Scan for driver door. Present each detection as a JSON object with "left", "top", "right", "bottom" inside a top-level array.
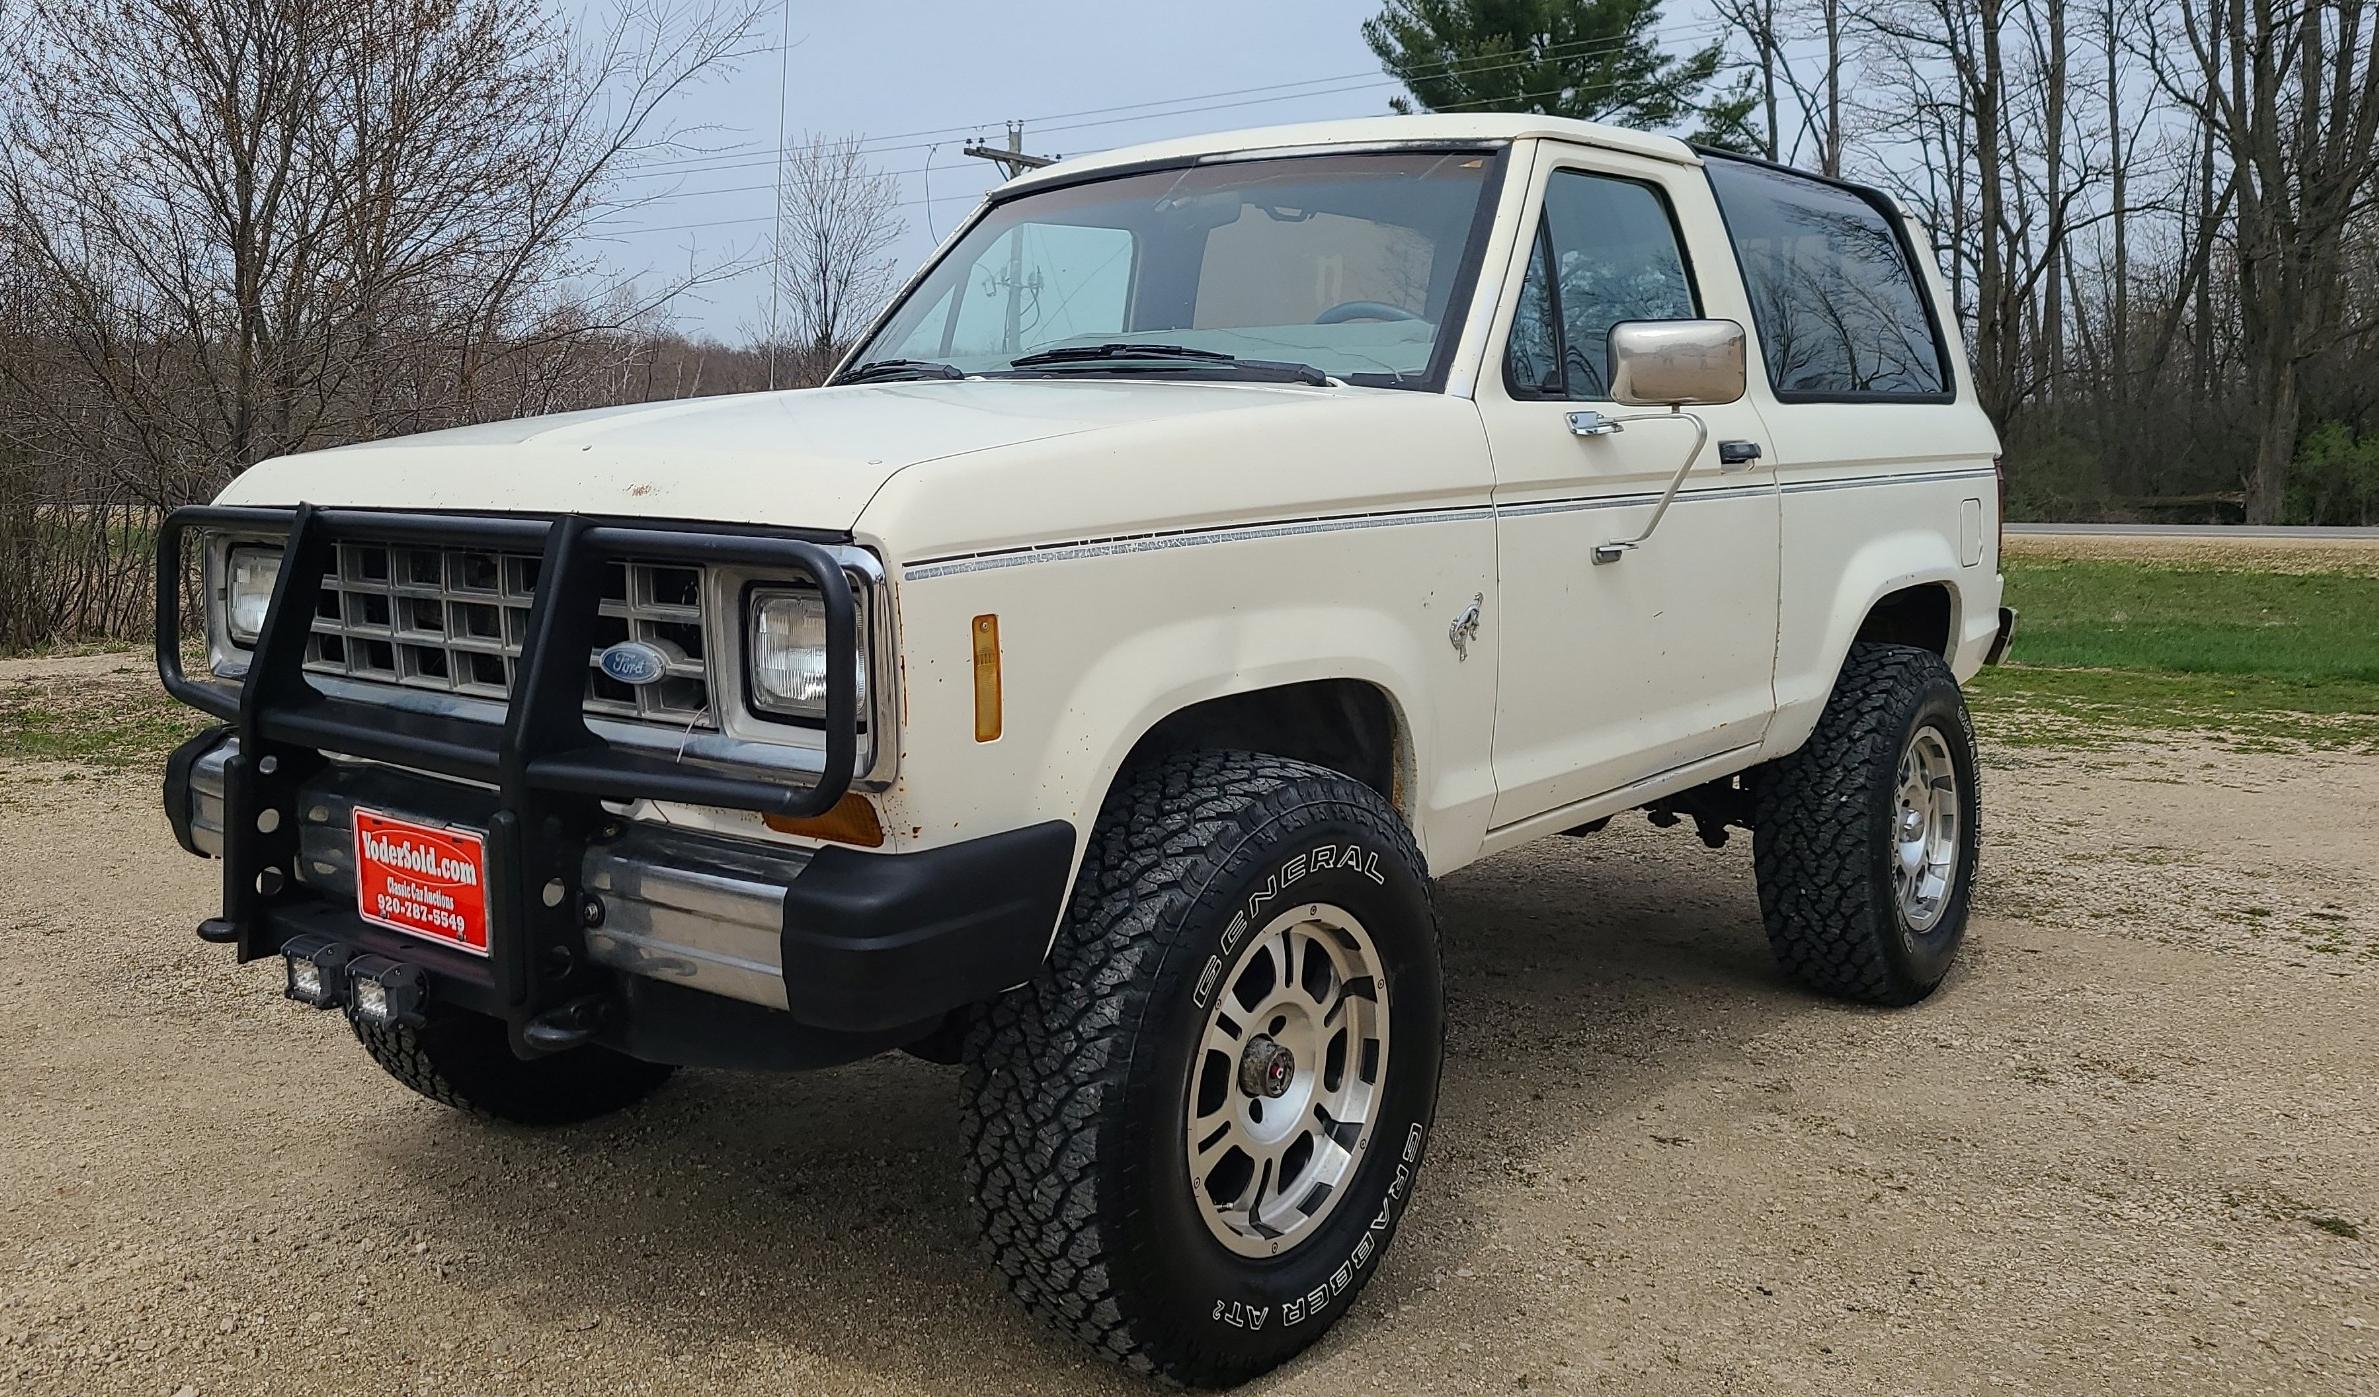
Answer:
[{"left": 1480, "top": 147, "right": 1781, "bottom": 828}]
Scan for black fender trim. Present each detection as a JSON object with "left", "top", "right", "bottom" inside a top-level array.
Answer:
[
  {"left": 779, "top": 820, "right": 1076, "bottom": 1033},
  {"left": 1984, "top": 605, "right": 2019, "bottom": 666}
]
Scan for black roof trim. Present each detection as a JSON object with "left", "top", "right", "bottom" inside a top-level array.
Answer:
[
  {"left": 985, "top": 140, "right": 1510, "bottom": 204},
  {"left": 1686, "top": 144, "right": 1910, "bottom": 212}
]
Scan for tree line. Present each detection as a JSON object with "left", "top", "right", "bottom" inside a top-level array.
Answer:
[
  {"left": 1371, "top": 0, "right": 2379, "bottom": 524},
  {"left": 3, "top": 0, "right": 2373, "bottom": 651},
  {"left": 0, "top": 0, "right": 914, "bottom": 650}
]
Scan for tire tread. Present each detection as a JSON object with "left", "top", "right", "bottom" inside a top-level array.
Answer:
[
  {"left": 351, "top": 1008, "right": 674, "bottom": 1126},
  {"left": 960, "top": 750, "right": 1428, "bottom": 1384},
  {"left": 1751, "top": 642, "right": 1976, "bottom": 1006}
]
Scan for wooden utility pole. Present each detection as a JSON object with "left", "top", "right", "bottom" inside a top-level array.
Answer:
[
  {"left": 962, "top": 124, "right": 1058, "bottom": 350},
  {"left": 962, "top": 120, "right": 1056, "bottom": 178}
]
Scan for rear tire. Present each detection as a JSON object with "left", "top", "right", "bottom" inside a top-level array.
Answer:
[
  {"left": 1752, "top": 642, "right": 1981, "bottom": 1006},
  {"left": 962, "top": 751, "right": 1443, "bottom": 1386},
  {"left": 350, "top": 1004, "right": 675, "bottom": 1126}
]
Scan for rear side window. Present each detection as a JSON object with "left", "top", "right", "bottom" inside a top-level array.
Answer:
[
  {"left": 1504, "top": 170, "right": 1697, "bottom": 400},
  {"left": 1704, "top": 157, "right": 1950, "bottom": 401}
]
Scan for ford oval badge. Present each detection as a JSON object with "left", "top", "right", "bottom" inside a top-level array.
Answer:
[{"left": 598, "top": 641, "right": 669, "bottom": 687}]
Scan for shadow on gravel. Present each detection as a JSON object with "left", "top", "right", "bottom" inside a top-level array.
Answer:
[
  {"left": 1421, "top": 832, "right": 1840, "bottom": 1212},
  {"left": 373, "top": 828, "right": 1843, "bottom": 1391}
]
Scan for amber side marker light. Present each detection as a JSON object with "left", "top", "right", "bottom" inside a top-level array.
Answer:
[
  {"left": 764, "top": 793, "right": 885, "bottom": 848},
  {"left": 972, "top": 614, "right": 1002, "bottom": 742}
]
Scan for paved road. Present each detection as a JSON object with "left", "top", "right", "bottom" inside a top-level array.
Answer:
[{"left": 2010, "top": 522, "right": 2379, "bottom": 539}]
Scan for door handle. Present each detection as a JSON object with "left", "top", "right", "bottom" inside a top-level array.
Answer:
[{"left": 1717, "top": 439, "right": 1762, "bottom": 472}]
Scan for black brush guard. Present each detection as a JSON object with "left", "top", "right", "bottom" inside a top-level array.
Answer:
[{"left": 158, "top": 502, "right": 861, "bottom": 1053}]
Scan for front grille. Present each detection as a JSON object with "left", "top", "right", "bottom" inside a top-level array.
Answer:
[{"left": 302, "top": 541, "right": 714, "bottom": 728}]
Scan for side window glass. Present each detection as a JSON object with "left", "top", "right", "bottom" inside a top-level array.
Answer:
[
  {"left": 1704, "top": 158, "right": 1948, "bottom": 398},
  {"left": 1504, "top": 232, "right": 1562, "bottom": 395},
  {"left": 1502, "top": 171, "right": 1696, "bottom": 400}
]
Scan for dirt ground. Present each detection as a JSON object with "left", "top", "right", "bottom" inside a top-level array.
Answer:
[{"left": 2, "top": 658, "right": 2374, "bottom": 1397}]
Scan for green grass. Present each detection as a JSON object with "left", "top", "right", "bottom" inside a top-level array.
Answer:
[
  {"left": 5, "top": 552, "right": 2376, "bottom": 767},
  {"left": 1970, "top": 665, "right": 2379, "bottom": 751},
  {"left": 1978, "top": 557, "right": 2379, "bottom": 750},
  {"left": 2002, "top": 560, "right": 2379, "bottom": 684},
  {"left": 0, "top": 671, "right": 207, "bottom": 770}
]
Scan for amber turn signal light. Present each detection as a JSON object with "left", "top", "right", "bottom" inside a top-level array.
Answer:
[
  {"left": 972, "top": 614, "right": 1001, "bottom": 742},
  {"left": 764, "top": 792, "right": 885, "bottom": 848}
]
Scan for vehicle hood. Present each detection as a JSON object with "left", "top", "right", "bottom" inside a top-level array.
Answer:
[{"left": 219, "top": 380, "right": 1375, "bottom": 531}]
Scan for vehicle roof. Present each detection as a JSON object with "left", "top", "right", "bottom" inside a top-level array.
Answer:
[{"left": 996, "top": 114, "right": 1699, "bottom": 195}]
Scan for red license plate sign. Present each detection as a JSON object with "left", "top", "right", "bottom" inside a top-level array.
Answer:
[{"left": 352, "top": 808, "right": 490, "bottom": 956}]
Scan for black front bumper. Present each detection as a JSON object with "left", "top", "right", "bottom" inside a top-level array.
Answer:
[
  {"left": 158, "top": 504, "right": 1072, "bottom": 1062},
  {"left": 781, "top": 825, "right": 1075, "bottom": 1032}
]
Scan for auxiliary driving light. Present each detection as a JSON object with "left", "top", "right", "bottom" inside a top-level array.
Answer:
[
  {"left": 342, "top": 955, "right": 428, "bottom": 1029},
  {"left": 280, "top": 934, "right": 356, "bottom": 1009}
]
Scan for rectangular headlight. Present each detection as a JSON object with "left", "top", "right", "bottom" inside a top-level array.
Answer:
[
  {"left": 223, "top": 544, "right": 283, "bottom": 646},
  {"left": 748, "top": 587, "right": 867, "bottom": 720}
]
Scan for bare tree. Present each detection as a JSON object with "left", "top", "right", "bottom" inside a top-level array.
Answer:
[
  {"left": 0, "top": 0, "right": 762, "bottom": 497},
  {"left": 2153, "top": 0, "right": 2379, "bottom": 522},
  {"left": 1711, "top": 0, "right": 1850, "bottom": 170},
  {"left": 2024, "top": 0, "right": 2071, "bottom": 395},
  {"left": 0, "top": 0, "right": 763, "bottom": 648},
  {"left": 1854, "top": 0, "right": 2039, "bottom": 418},
  {"left": 770, "top": 132, "right": 906, "bottom": 386}
]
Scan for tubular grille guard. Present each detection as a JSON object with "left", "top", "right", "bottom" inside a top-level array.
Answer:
[
  {"left": 160, "top": 504, "right": 858, "bottom": 812},
  {"left": 157, "top": 504, "right": 862, "bottom": 1047}
]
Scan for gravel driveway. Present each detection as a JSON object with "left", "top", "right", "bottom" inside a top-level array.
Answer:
[{"left": 2, "top": 659, "right": 2373, "bottom": 1396}]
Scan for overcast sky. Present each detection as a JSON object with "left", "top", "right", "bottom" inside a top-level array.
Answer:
[{"left": 576, "top": 0, "right": 1732, "bottom": 340}]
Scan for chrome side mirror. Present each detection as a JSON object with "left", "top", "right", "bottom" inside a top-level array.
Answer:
[
  {"left": 1607, "top": 319, "right": 1748, "bottom": 408},
  {"left": 1581, "top": 320, "right": 1746, "bottom": 566}
]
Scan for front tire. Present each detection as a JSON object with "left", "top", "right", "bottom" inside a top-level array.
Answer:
[
  {"left": 1752, "top": 642, "right": 1981, "bottom": 1006},
  {"left": 350, "top": 1004, "right": 675, "bottom": 1126},
  {"left": 962, "top": 752, "right": 1443, "bottom": 1386}
]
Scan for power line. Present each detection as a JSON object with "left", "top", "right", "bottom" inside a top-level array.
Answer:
[
  {"left": 610, "top": 39, "right": 1689, "bottom": 214},
  {"left": 607, "top": 191, "right": 994, "bottom": 241},
  {"left": 611, "top": 22, "right": 1731, "bottom": 185},
  {"left": 607, "top": 68, "right": 1745, "bottom": 242},
  {"left": 626, "top": 22, "right": 1726, "bottom": 180},
  {"left": 597, "top": 156, "right": 983, "bottom": 215}
]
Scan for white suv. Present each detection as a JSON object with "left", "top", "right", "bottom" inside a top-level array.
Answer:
[{"left": 159, "top": 114, "right": 2014, "bottom": 1385}]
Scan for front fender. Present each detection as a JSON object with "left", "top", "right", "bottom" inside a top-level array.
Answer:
[
  {"left": 853, "top": 389, "right": 1502, "bottom": 930},
  {"left": 1057, "top": 606, "right": 1429, "bottom": 836},
  {"left": 870, "top": 519, "right": 1500, "bottom": 904}
]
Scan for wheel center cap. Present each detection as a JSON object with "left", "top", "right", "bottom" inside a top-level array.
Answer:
[{"left": 1238, "top": 1036, "right": 1296, "bottom": 1099}]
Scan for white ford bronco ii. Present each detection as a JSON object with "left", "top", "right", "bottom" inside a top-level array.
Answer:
[{"left": 160, "top": 114, "right": 2015, "bottom": 1384}]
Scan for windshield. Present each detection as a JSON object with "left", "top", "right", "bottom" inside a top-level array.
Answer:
[{"left": 845, "top": 150, "right": 1501, "bottom": 389}]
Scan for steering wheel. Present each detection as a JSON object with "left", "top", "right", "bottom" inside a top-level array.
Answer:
[{"left": 1313, "top": 300, "right": 1425, "bottom": 325}]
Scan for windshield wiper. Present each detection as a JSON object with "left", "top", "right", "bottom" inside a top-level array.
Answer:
[
  {"left": 1010, "top": 342, "right": 1231, "bottom": 367},
  {"left": 838, "top": 358, "right": 965, "bottom": 384},
  {"left": 1006, "top": 342, "right": 1331, "bottom": 386}
]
